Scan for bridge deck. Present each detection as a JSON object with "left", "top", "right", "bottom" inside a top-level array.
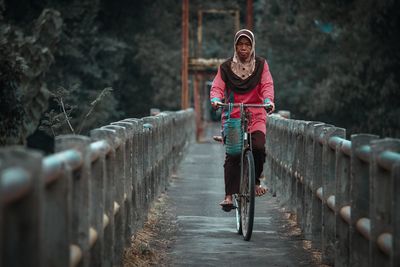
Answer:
[{"left": 166, "top": 123, "right": 323, "bottom": 266}]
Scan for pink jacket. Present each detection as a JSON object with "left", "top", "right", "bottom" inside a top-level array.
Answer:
[{"left": 210, "top": 60, "right": 274, "bottom": 134}]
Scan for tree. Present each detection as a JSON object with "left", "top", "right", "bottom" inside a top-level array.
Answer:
[
  {"left": 0, "top": 8, "right": 62, "bottom": 145},
  {"left": 254, "top": 0, "right": 400, "bottom": 137}
]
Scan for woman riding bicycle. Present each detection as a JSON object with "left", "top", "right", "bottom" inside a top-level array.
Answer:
[{"left": 210, "top": 29, "right": 275, "bottom": 208}]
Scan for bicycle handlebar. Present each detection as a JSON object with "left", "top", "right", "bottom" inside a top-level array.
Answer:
[
  {"left": 216, "top": 103, "right": 271, "bottom": 108},
  {"left": 215, "top": 102, "right": 274, "bottom": 114}
]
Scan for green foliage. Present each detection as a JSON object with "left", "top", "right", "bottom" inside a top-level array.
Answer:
[
  {"left": 0, "top": 9, "right": 61, "bottom": 145},
  {"left": 1, "top": 0, "right": 125, "bottom": 146},
  {"left": 255, "top": 0, "right": 400, "bottom": 137},
  {"left": 131, "top": 1, "right": 182, "bottom": 111},
  {"left": 0, "top": 28, "right": 25, "bottom": 145},
  {"left": 39, "top": 86, "right": 116, "bottom": 136}
]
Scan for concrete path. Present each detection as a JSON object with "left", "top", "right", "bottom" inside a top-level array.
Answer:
[{"left": 166, "top": 124, "right": 321, "bottom": 267}]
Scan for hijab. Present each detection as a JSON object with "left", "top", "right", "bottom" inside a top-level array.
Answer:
[
  {"left": 220, "top": 29, "right": 265, "bottom": 94},
  {"left": 231, "top": 29, "right": 256, "bottom": 79}
]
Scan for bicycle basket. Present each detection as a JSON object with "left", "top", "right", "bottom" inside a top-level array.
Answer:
[{"left": 223, "top": 118, "right": 243, "bottom": 155}]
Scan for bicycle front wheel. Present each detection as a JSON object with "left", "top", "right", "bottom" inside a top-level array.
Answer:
[
  {"left": 240, "top": 149, "right": 255, "bottom": 241},
  {"left": 234, "top": 195, "right": 242, "bottom": 234}
]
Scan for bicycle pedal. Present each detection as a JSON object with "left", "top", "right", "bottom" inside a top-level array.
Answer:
[{"left": 221, "top": 205, "right": 237, "bottom": 212}]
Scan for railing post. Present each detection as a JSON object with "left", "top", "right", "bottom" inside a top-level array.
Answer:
[
  {"left": 394, "top": 163, "right": 400, "bottom": 266},
  {"left": 265, "top": 115, "right": 276, "bottom": 196},
  {"left": 293, "top": 120, "right": 305, "bottom": 228},
  {"left": 137, "top": 120, "right": 146, "bottom": 216},
  {"left": 155, "top": 116, "right": 163, "bottom": 195},
  {"left": 124, "top": 118, "right": 145, "bottom": 227},
  {"left": 171, "top": 113, "right": 178, "bottom": 173},
  {"left": 142, "top": 123, "right": 151, "bottom": 212},
  {"left": 276, "top": 118, "right": 284, "bottom": 197},
  {"left": 370, "top": 139, "right": 400, "bottom": 266},
  {"left": 321, "top": 127, "right": 345, "bottom": 265},
  {"left": 152, "top": 116, "right": 161, "bottom": 197},
  {"left": 167, "top": 113, "right": 174, "bottom": 178},
  {"left": 272, "top": 116, "right": 279, "bottom": 196},
  {"left": 90, "top": 129, "right": 117, "bottom": 267},
  {"left": 158, "top": 113, "right": 169, "bottom": 192},
  {"left": 152, "top": 117, "right": 159, "bottom": 198},
  {"left": 55, "top": 135, "right": 91, "bottom": 267},
  {"left": 148, "top": 117, "right": 160, "bottom": 198},
  {"left": 302, "top": 122, "right": 322, "bottom": 236},
  {"left": 42, "top": 151, "right": 74, "bottom": 267},
  {"left": 269, "top": 117, "right": 278, "bottom": 196},
  {"left": 350, "top": 134, "right": 379, "bottom": 267},
  {"left": 86, "top": 140, "right": 109, "bottom": 267},
  {"left": 101, "top": 125, "right": 126, "bottom": 266},
  {"left": 335, "top": 138, "right": 351, "bottom": 267},
  {"left": 143, "top": 118, "right": 155, "bottom": 203},
  {"left": 0, "top": 147, "right": 44, "bottom": 267},
  {"left": 280, "top": 118, "right": 290, "bottom": 206},
  {"left": 309, "top": 124, "right": 330, "bottom": 248},
  {"left": 111, "top": 121, "right": 136, "bottom": 243},
  {"left": 287, "top": 119, "right": 296, "bottom": 213}
]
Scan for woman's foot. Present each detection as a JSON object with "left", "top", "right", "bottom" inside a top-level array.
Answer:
[
  {"left": 255, "top": 185, "right": 267, "bottom": 196},
  {"left": 219, "top": 195, "right": 233, "bottom": 206},
  {"left": 220, "top": 195, "right": 235, "bottom": 212},
  {"left": 213, "top": 135, "right": 223, "bottom": 143}
]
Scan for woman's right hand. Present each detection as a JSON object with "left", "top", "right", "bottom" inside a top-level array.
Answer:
[
  {"left": 211, "top": 101, "right": 223, "bottom": 109},
  {"left": 265, "top": 102, "right": 275, "bottom": 114}
]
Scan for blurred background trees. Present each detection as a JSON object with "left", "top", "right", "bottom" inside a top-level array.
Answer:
[
  {"left": 1, "top": 0, "right": 399, "bottom": 150},
  {"left": 255, "top": 0, "right": 400, "bottom": 137}
]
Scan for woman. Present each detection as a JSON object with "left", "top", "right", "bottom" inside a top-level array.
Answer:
[{"left": 210, "top": 29, "right": 275, "bottom": 208}]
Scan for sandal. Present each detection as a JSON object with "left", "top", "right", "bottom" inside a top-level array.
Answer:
[
  {"left": 219, "top": 199, "right": 233, "bottom": 206},
  {"left": 219, "top": 198, "right": 235, "bottom": 212},
  {"left": 213, "top": 135, "right": 223, "bottom": 143},
  {"left": 255, "top": 185, "right": 267, "bottom": 196}
]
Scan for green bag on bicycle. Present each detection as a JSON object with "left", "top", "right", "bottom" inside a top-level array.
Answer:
[{"left": 223, "top": 104, "right": 244, "bottom": 155}]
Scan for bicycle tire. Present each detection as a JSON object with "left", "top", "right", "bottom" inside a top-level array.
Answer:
[
  {"left": 234, "top": 195, "right": 242, "bottom": 234},
  {"left": 240, "top": 149, "right": 255, "bottom": 241}
]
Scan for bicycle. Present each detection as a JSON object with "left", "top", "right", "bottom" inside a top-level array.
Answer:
[{"left": 215, "top": 102, "right": 272, "bottom": 241}]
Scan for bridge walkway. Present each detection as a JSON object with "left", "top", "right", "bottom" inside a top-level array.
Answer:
[{"left": 166, "top": 123, "right": 324, "bottom": 266}]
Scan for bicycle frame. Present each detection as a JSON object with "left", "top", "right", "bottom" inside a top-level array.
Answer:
[
  {"left": 239, "top": 104, "right": 252, "bottom": 154},
  {"left": 217, "top": 102, "right": 270, "bottom": 240}
]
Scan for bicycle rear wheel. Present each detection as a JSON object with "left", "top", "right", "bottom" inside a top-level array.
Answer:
[{"left": 240, "top": 149, "right": 255, "bottom": 241}]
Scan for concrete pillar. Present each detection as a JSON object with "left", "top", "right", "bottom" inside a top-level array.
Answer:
[
  {"left": 55, "top": 135, "right": 91, "bottom": 267},
  {"left": 370, "top": 139, "right": 400, "bottom": 266},
  {"left": 321, "top": 127, "right": 345, "bottom": 265},
  {"left": 349, "top": 134, "right": 379, "bottom": 267},
  {"left": 90, "top": 129, "right": 117, "bottom": 267},
  {"left": 42, "top": 149, "right": 76, "bottom": 267},
  {"left": 334, "top": 138, "right": 351, "bottom": 267},
  {"left": 101, "top": 125, "right": 126, "bottom": 266},
  {"left": 310, "top": 124, "right": 330, "bottom": 248},
  {"left": 0, "top": 147, "right": 44, "bottom": 267},
  {"left": 112, "top": 121, "right": 136, "bottom": 243}
]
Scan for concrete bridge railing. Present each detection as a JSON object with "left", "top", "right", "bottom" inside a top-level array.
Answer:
[
  {"left": 266, "top": 114, "right": 400, "bottom": 267},
  {"left": 0, "top": 109, "right": 195, "bottom": 267}
]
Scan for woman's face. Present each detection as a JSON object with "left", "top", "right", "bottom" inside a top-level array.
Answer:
[{"left": 235, "top": 36, "right": 252, "bottom": 61}]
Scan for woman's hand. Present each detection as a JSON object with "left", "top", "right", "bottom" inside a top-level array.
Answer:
[
  {"left": 266, "top": 102, "right": 275, "bottom": 114},
  {"left": 264, "top": 98, "right": 275, "bottom": 114},
  {"left": 211, "top": 101, "right": 223, "bottom": 109}
]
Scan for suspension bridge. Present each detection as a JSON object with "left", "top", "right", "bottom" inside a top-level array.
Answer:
[{"left": 1, "top": 1, "right": 400, "bottom": 266}]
